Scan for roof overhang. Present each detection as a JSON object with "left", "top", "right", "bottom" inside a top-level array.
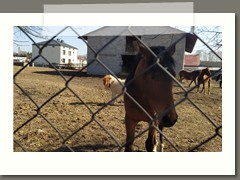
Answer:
[{"left": 185, "top": 33, "right": 198, "bottom": 53}]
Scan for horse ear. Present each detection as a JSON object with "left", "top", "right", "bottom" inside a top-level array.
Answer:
[{"left": 167, "top": 44, "right": 176, "bottom": 56}]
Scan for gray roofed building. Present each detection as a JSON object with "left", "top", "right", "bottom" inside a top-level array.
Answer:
[
  {"left": 33, "top": 39, "right": 78, "bottom": 49},
  {"left": 83, "top": 26, "right": 186, "bottom": 37},
  {"left": 82, "top": 26, "right": 197, "bottom": 76}
]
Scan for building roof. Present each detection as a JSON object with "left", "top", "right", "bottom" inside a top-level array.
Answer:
[
  {"left": 83, "top": 26, "right": 187, "bottom": 37},
  {"left": 82, "top": 26, "right": 197, "bottom": 53},
  {"left": 184, "top": 54, "right": 200, "bottom": 67},
  {"left": 33, "top": 39, "right": 78, "bottom": 49}
]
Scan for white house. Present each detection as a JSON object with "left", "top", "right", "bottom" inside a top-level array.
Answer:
[{"left": 32, "top": 39, "right": 78, "bottom": 67}]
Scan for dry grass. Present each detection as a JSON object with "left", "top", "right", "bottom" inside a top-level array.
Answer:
[{"left": 14, "top": 66, "right": 222, "bottom": 152}]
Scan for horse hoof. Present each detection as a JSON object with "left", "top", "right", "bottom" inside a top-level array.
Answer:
[
  {"left": 125, "top": 146, "right": 134, "bottom": 152},
  {"left": 152, "top": 145, "right": 158, "bottom": 152},
  {"left": 160, "top": 143, "right": 164, "bottom": 152}
]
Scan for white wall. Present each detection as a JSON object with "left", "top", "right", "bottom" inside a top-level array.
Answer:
[
  {"left": 60, "top": 47, "right": 78, "bottom": 64},
  {"left": 86, "top": 34, "right": 185, "bottom": 75},
  {"left": 87, "top": 36, "right": 125, "bottom": 75}
]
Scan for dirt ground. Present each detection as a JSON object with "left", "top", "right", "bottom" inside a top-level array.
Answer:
[{"left": 14, "top": 66, "right": 222, "bottom": 152}]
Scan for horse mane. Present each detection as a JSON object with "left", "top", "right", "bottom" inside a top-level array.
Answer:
[
  {"left": 148, "top": 46, "right": 176, "bottom": 76},
  {"left": 199, "top": 67, "right": 210, "bottom": 77},
  {"left": 125, "top": 45, "right": 176, "bottom": 85},
  {"left": 125, "top": 53, "right": 142, "bottom": 84}
]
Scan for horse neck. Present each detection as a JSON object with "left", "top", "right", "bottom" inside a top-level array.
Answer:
[{"left": 202, "top": 69, "right": 210, "bottom": 76}]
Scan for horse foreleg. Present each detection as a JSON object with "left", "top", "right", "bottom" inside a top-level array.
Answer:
[
  {"left": 125, "top": 114, "right": 137, "bottom": 152},
  {"left": 159, "top": 126, "right": 164, "bottom": 152},
  {"left": 194, "top": 79, "right": 197, "bottom": 86},
  {"left": 201, "top": 82, "right": 205, "bottom": 94},
  {"left": 196, "top": 83, "right": 200, "bottom": 93},
  {"left": 179, "top": 75, "right": 182, "bottom": 83},
  {"left": 188, "top": 80, "right": 193, "bottom": 87},
  {"left": 145, "top": 126, "right": 158, "bottom": 152},
  {"left": 208, "top": 79, "right": 211, "bottom": 94}
]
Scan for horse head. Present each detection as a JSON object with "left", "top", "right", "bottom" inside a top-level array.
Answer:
[{"left": 124, "top": 38, "right": 178, "bottom": 151}]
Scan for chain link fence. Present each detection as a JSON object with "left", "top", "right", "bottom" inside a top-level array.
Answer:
[{"left": 14, "top": 26, "right": 222, "bottom": 152}]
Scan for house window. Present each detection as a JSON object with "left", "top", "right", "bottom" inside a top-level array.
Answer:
[
  {"left": 61, "top": 58, "right": 65, "bottom": 63},
  {"left": 68, "top": 59, "right": 71, "bottom": 63},
  {"left": 63, "top": 50, "right": 66, "bottom": 55},
  {"left": 68, "top": 51, "right": 71, "bottom": 56}
]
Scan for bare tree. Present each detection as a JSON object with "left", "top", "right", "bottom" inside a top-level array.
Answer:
[
  {"left": 191, "top": 26, "right": 222, "bottom": 62},
  {"left": 14, "top": 26, "right": 49, "bottom": 55},
  {"left": 194, "top": 26, "right": 222, "bottom": 51},
  {"left": 14, "top": 26, "right": 48, "bottom": 45}
]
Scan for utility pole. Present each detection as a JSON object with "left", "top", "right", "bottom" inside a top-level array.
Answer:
[
  {"left": 190, "top": 26, "right": 195, "bottom": 34},
  {"left": 15, "top": 44, "right": 29, "bottom": 56}
]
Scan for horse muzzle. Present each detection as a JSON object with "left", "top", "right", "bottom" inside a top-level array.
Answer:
[{"left": 161, "top": 112, "right": 178, "bottom": 127}]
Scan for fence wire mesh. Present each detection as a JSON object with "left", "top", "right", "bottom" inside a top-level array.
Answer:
[{"left": 14, "top": 26, "right": 222, "bottom": 152}]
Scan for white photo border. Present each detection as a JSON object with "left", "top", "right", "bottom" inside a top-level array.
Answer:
[{"left": 0, "top": 13, "right": 235, "bottom": 175}]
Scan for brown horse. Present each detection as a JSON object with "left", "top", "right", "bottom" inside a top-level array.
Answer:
[
  {"left": 124, "top": 41, "right": 178, "bottom": 152},
  {"left": 196, "top": 67, "right": 211, "bottom": 94},
  {"left": 179, "top": 69, "right": 200, "bottom": 87}
]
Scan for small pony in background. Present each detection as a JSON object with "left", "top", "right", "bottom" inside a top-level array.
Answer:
[
  {"left": 216, "top": 73, "right": 222, "bottom": 88},
  {"left": 196, "top": 67, "right": 212, "bottom": 94},
  {"left": 179, "top": 69, "right": 200, "bottom": 87},
  {"left": 102, "top": 74, "right": 125, "bottom": 105}
]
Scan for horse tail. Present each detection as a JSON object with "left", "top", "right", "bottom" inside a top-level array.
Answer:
[
  {"left": 216, "top": 74, "right": 222, "bottom": 81},
  {"left": 178, "top": 71, "right": 183, "bottom": 82}
]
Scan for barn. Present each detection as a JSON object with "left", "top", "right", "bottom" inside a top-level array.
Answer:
[
  {"left": 32, "top": 39, "right": 78, "bottom": 67},
  {"left": 184, "top": 54, "right": 201, "bottom": 68},
  {"left": 82, "top": 26, "right": 197, "bottom": 76}
]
